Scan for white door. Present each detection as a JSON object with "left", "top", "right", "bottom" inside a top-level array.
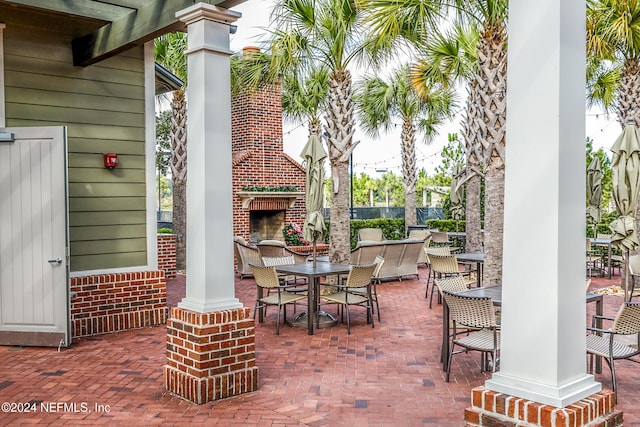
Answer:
[{"left": 0, "top": 126, "right": 70, "bottom": 347}]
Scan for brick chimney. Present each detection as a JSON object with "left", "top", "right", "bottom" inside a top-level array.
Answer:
[{"left": 231, "top": 47, "right": 306, "bottom": 244}]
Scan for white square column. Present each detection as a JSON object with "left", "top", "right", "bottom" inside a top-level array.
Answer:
[
  {"left": 177, "top": 4, "right": 242, "bottom": 312},
  {"left": 485, "top": 0, "right": 601, "bottom": 406}
]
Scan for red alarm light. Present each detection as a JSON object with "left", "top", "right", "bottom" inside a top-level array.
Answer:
[{"left": 104, "top": 153, "right": 118, "bottom": 168}]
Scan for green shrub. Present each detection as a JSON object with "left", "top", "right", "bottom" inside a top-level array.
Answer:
[
  {"left": 158, "top": 227, "right": 173, "bottom": 234},
  {"left": 349, "top": 218, "right": 405, "bottom": 248},
  {"left": 425, "top": 219, "right": 467, "bottom": 232}
]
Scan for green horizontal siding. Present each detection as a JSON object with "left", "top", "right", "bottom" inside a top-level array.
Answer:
[
  {"left": 4, "top": 18, "right": 149, "bottom": 272},
  {"left": 71, "top": 252, "right": 147, "bottom": 272},
  {"left": 70, "top": 224, "right": 147, "bottom": 241},
  {"left": 70, "top": 238, "right": 147, "bottom": 256},
  {"left": 69, "top": 197, "right": 146, "bottom": 212},
  {"left": 68, "top": 153, "right": 146, "bottom": 169}
]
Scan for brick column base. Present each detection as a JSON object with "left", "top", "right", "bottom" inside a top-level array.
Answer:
[
  {"left": 465, "top": 387, "right": 623, "bottom": 426},
  {"left": 164, "top": 307, "right": 259, "bottom": 404}
]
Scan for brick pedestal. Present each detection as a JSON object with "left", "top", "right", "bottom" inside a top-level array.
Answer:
[
  {"left": 164, "top": 307, "right": 259, "bottom": 404},
  {"left": 465, "top": 387, "right": 623, "bottom": 427},
  {"left": 157, "top": 234, "right": 177, "bottom": 279}
]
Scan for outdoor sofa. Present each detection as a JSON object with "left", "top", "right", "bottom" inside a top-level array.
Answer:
[{"left": 350, "top": 238, "right": 424, "bottom": 281}]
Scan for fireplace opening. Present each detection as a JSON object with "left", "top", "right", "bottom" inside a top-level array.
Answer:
[{"left": 249, "top": 210, "right": 286, "bottom": 244}]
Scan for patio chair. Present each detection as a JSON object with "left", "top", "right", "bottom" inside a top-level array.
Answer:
[
  {"left": 586, "top": 301, "right": 640, "bottom": 400},
  {"left": 233, "top": 236, "right": 261, "bottom": 279},
  {"left": 442, "top": 290, "right": 501, "bottom": 382},
  {"left": 408, "top": 229, "right": 432, "bottom": 266},
  {"left": 343, "top": 255, "right": 385, "bottom": 321},
  {"left": 430, "top": 231, "right": 450, "bottom": 247},
  {"left": 628, "top": 255, "right": 640, "bottom": 301},
  {"left": 261, "top": 255, "right": 308, "bottom": 294},
  {"left": 321, "top": 263, "right": 377, "bottom": 334},
  {"left": 249, "top": 264, "right": 307, "bottom": 335},
  {"left": 357, "top": 228, "right": 385, "bottom": 242},
  {"left": 257, "top": 240, "right": 309, "bottom": 264},
  {"left": 426, "top": 252, "right": 474, "bottom": 308},
  {"left": 586, "top": 238, "right": 603, "bottom": 277}
]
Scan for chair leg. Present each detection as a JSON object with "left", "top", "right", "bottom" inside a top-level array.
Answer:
[
  {"left": 276, "top": 304, "right": 281, "bottom": 335},
  {"left": 345, "top": 301, "right": 351, "bottom": 334},
  {"left": 445, "top": 342, "right": 455, "bottom": 382}
]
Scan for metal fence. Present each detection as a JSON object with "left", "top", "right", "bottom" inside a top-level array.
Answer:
[{"left": 322, "top": 207, "right": 444, "bottom": 222}]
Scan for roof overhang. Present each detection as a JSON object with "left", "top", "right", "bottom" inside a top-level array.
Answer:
[{"left": 0, "top": 0, "right": 245, "bottom": 67}]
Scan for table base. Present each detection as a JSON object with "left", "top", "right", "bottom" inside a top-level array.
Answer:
[{"left": 287, "top": 311, "right": 338, "bottom": 329}]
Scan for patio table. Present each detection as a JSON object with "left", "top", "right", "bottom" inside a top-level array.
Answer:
[
  {"left": 590, "top": 237, "right": 612, "bottom": 279},
  {"left": 455, "top": 252, "right": 484, "bottom": 287},
  {"left": 440, "top": 285, "right": 604, "bottom": 373},
  {"left": 274, "top": 262, "right": 351, "bottom": 335}
]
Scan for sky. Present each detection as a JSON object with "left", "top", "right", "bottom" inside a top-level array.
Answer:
[{"left": 229, "top": 1, "right": 624, "bottom": 178}]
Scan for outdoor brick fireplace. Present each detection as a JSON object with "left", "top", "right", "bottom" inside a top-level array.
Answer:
[{"left": 231, "top": 55, "right": 307, "bottom": 244}]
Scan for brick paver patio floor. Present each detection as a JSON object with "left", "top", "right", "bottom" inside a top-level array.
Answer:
[{"left": 0, "top": 268, "right": 639, "bottom": 426}]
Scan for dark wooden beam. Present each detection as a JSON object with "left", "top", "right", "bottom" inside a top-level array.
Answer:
[
  {"left": 2, "top": 0, "right": 132, "bottom": 21},
  {"left": 72, "top": 1, "right": 202, "bottom": 67}
]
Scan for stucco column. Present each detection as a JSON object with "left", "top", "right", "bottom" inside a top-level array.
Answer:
[
  {"left": 483, "top": 0, "right": 600, "bottom": 406},
  {"left": 177, "top": 4, "right": 242, "bottom": 312}
]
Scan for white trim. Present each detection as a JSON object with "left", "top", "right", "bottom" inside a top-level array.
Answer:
[
  {"left": 144, "top": 42, "right": 158, "bottom": 271},
  {"left": 0, "top": 23, "right": 6, "bottom": 127}
]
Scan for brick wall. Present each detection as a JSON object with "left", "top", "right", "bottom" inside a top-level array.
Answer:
[
  {"left": 157, "top": 234, "right": 177, "bottom": 279},
  {"left": 231, "top": 80, "right": 307, "bottom": 243},
  {"left": 70, "top": 271, "right": 168, "bottom": 338}
]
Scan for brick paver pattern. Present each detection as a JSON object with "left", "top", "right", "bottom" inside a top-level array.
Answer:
[{"left": 0, "top": 269, "right": 638, "bottom": 426}]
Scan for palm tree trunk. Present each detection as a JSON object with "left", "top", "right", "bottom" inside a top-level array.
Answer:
[
  {"left": 484, "top": 154, "right": 505, "bottom": 286},
  {"left": 477, "top": 25, "right": 508, "bottom": 286},
  {"left": 401, "top": 120, "right": 417, "bottom": 229},
  {"left": 325, "top": 70, "right": 357, "bottom": 264},
  {"left": 462, "top": 78, "right": 483, "bottom": 253},
  {"left": 171, "top": 89, "right": 187, "bottom": 270},
  {"left": 465, "top": 157, "right": 483, "bottom": 253}
]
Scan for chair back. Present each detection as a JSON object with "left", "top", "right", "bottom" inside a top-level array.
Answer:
[
  {"left": 257, "top": 240, "right": 287, "bottom": 258},
  {"left": 629, "top": 254, "right": 640, "bottom": 275},
  {"left": 430, "top": 231, "right": 450, "bottom": 245},
  {"left": 435, "top": 276, "right": 469, "bottom": 295},
  {"left": 612, "top": 302, "right": 640, "bottom": 335},
  {"left": 249, "top": 265, "right": 282, "bottom": 289},
  {"left": 358, "top": 228, "right": 384, "bottom": 242},
  {"left": 372, "top": 256, "right": 385, "bottom": 281},
  {"left": 234, "top": 238, "right": 262, "bottom": 274},
  {"left": 428, "top": 254, "right": 461, "bottom": 275},
  {"left": 442, "top": 291, "right": 496, "bottom": 329},
  {"left": 408, "top": 229, "right": 431, "bottom": 241},
  {"left": 344, "top": 264, "right": 378, "bottom": 289},
  {"left": 262, "top": 255, "right": 295, "bottom": 267},
  {"left": 425, "top": 246, "right": 451, "bottom": 258}
]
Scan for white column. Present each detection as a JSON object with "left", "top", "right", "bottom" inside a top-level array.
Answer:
[
  {"left": 177, "top": 3, "right": 242, "bottom": 312},
  {"left": 485, "top": 0, "right": 601, "bottom": 406}
]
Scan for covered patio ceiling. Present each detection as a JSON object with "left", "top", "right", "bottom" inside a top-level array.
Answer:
[{"left": 0, "top": 0, "right": 244, "bottom": 67}]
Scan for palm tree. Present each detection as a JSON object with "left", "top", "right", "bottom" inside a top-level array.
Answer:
[
  {"left": 411, "top": 21, "right": 483, "bottom": 252},
  {"left": 264, "top": 0, "right": 383, "bottom": 264},
  {"left": 155, "top": 32, "right": 188, "bottom": 270},
  {"left": 282, "top": 67, "right": 330, "bottom": 137},
  {"left": 366, "top": 0, "right": 508, "bottom": 285},
  {"left": 355, "top": 65, "right": 456, "bottom": 229},
  {"left": 451, "top": 0, "right": 508, "bottom": 286},
  {"left": 587, "top": 0, "right": 640, "bottom": 127}
]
